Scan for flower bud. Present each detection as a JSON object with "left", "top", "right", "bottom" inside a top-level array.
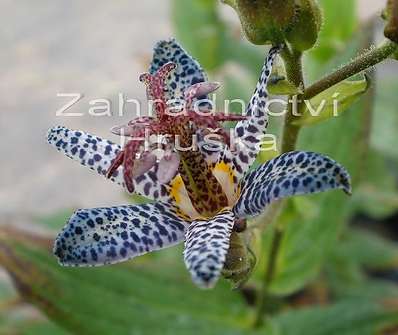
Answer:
[
  {"left": 222, "top": 232, "right": 256, "bottom": 288},
  {"left": 383, "top": 0, "right": 398, "bottom": 43},
  {"left": 223, "top": 0, "right": 296, "bottom": 45},
  {"left": 285, "top": 0, "right": 322, "bottom": 51}
]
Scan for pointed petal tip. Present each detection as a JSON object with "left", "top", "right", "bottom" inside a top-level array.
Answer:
[
  {"left": 184, "top": 211, "right": 234, "bottom": 290},
  {"left": 336, "top": 165, "right": 352, "bottom": 196},
  {"left": 233, "top": 151, "right": 353, "bottom": 218},
  {"left": 341, "top": 176, "right": 353, "bottom": 196},
  {"left": 53, "top": 233, "right": 69, "bottom": 266}
]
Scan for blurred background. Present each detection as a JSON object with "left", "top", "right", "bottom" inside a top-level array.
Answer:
[{"left": 1, "top": 0, "right": 398, "bottom": 334}]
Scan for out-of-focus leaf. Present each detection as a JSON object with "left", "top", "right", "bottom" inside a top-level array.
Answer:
[
  {"left": 0, "top": 228, "right": 255, "bottom": 335},
  {"left": 293, "top": 76, "right": 369, "bottom": 126},
  {"left": 253, "top": 197, "right": 321, "bottom": 293},
  {"left": 19, "top": 322, "right": 69, "bottom": 335},
  {"left": 35, "top": 209, "right": 73, "bottom": 230},
  {"left": 355, "top": 185, "right": 398, "bottom": 218},
  {"left": 328, "top": 269, "right": 398, "bottom": 302},
  {"left": 309, "top": 0, "right": 358, "bottom": 63},
  {"left": 226, "top": 41, "right": 265, "bottom": 75},
  {"left": 0, "top": 319, "right": 69, "bottom": 335},
  {"left": 326, "top": 228, "right": 398, "bottom": 302},
  {"left": 371, "top": 79, "right": 398, "bottom": 161},
  {"left": 0, "top": 278, "right": 16, "bottom": 301},
  {"left": 270, "top": 300, "right": 398, "bottom": 335},
  {"left": 337, "top": 228, "right": 398, "bottom": 270},
  {"left": 172, "top": 0, "right": 226, "bottom": 71},
  {"left": 0, "top": 281, "right": 67, "bottom": 335},
  {"left": 220, "top": 70, "right": 253, "bottom": 115},
  {"left": 352, "top": 150, "right": 398, "bottom": 219}
]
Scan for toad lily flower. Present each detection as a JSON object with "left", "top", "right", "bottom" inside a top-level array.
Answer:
[{"left": 47, "top": 39, "right": 351, "bottom": 289}]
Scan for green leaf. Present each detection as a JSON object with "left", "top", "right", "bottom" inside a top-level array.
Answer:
[
  {"left": 0, "top": 281, "right": 67, "bottom": 335},
  {"left": 0, "top": 228, "right": 255, "bottom": 335},
  {"left": 35, "top": 209, "right": 74, "bottom": 230},
  {"left": 326, "top": 228, "right": 398, "bottom": 302},
  {"left": 352, "top": 150, "right": 398, "bottom": 219},
  {"left": 326, "top": 253, "right": 398, "bottom": 302},
  {"left": 226, "top": 42, "right": 265, "bottom": 76},
  {"left": 337, "top": 228, "right": 398, "bottom": 270},
  {"left": 19, "top": 322, "right": 70, "bottom": 335},
  {"left": 293, "top": 76, "right": 369, "bottom": 126},
  {"left": 371, "top": 79, "right": 398, "bottom": 161},
  {"left": 271, "top": 300, "right": 398, "bottom": 335}
]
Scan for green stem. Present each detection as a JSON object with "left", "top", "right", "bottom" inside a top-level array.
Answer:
[
  {"left": 253, "top": 225, "right": 284, "bottom": 327},
  {"left": 280, "top": 47, "right": 305, "bottom": 152},
  {"left": 303, "top": 39, "right": 397, "bottom": 100},
  {"left": 253, "top": 38, "right": 396, "bottom": 328}
]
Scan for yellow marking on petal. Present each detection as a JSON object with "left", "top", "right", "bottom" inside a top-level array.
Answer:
[
  {"left": 213, "top": 161, "right": 239, "bottom": 206},
  {"left": 170, "top": 175, "right": 183, "bottom": 203},
  {"left": 170, "top": 175, "right": 200, "bottom": 220}
]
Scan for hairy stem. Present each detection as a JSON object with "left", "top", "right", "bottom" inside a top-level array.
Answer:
[
  {"left": 303, "top": 39, "right": 397, "bottom": 100},
  {"left": 280, "top": 47, "right": 304, "bottom": 152}
]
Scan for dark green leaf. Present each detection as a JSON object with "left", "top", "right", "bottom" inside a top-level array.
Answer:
[
  {"left": 271, "top": 300, "right": 398, "bottom": 335},
  {"left": 337, "top": 228, "right": 398, "bottom": 270},
  {"left": 0, "top": 228, "right": 254, "bottom": 335},
  {"left": 371, "top": 79, "right": 398, "bottom": 161}
]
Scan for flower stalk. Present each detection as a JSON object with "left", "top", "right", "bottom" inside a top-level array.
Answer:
[
  {"left": 303, "top": 39, "right": 397, "bottom": 100},
  {"left": 254, "top": 34, "right": 397, "bottom": 329}
]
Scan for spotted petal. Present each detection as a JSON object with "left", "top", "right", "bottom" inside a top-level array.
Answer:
[
  {"left": 150, "top": 39, "right": 207, "bottom": 102},
  {"left": 233, "top": 151, "right": 352, "bottom": 218},
  {"left": 47, "top": 126, "right": 171, "bottom": 202},
  {"left": 54, "top": 203, "right": 189, "bottom": 266},
  {"left": 232, "top": 46, "right": 279, "bottom": 179},
  {"left": 183, "top": 210, "right": 234, "bottom": 289}
]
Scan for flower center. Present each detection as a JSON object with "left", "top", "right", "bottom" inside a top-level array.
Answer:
[{"left": 108, "top": 62, "right": 245, "bottom": 217}]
